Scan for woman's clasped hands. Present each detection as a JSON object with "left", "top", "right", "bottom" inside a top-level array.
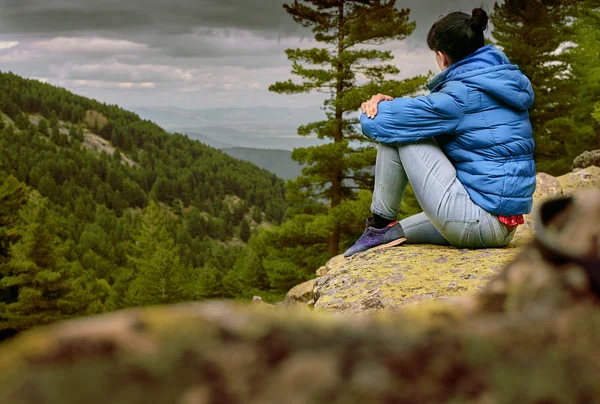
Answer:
[{"left": 361, "top": 93, "right": 393, "bottom": 119}]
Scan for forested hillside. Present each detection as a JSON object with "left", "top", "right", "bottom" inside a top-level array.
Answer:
[{"left": 0, "top": 71, "right": 288, "bottom": 333}]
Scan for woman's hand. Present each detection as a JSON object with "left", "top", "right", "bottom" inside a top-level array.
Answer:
[{"left": 361, "top": 94, "right": 394, "bottom": 119}]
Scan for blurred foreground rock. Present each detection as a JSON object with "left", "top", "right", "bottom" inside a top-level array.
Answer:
[
  {"left": 0, "top": 164, "right": 599, "bottom": 403},
  {"left": 1, "top": 296, "right": 599, "bottom": 404},
  {"left": 0, "top": 189, "right": 599, "bottom": 403},
  {"left": 477, "top": 188, "right": 600, "bottom": 315},
  {"left": 1, "top": 187, "right": 599, "bottom": 404},
  {"left": 314, "top": 166, "right": 600, "bottom": 313}
]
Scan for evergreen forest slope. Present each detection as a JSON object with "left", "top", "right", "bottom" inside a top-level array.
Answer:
[{"left": 0, "top": 71, "right": 288, "bottom": 334}]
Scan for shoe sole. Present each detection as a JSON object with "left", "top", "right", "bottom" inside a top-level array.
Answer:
[
  {"left": 346, "top": 237, "right": 407, "bottom": 259},
  {"left": 370, "top": 237, "right": 407, "bottom": 252}
]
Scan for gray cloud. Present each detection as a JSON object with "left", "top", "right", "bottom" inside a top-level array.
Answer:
[
  {"left": 0, "top": 0, "right": 300, "bottom": 36},
  {"left": 0, "top": 0, "right": 498, "bottom": 47},
  {"left": 0, "top": 0, "right": 500, "bottom": 109}
]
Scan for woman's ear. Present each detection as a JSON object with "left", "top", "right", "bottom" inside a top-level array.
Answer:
[{"left": 436, "top": 51, "right": 451, "bottom": 70}]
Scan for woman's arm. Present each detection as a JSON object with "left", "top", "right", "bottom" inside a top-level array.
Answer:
[{"left": 361, "top": 84, "right": 468, "bottom": 144}]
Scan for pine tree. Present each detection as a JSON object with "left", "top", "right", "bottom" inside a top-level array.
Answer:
[
  {"left": 125, "top": 201, "right": 186, "bottom": 306},
  {"left": 492, "top": 0, "right": 574, "bottom": 129},
  {"left": 270, "top": 0, "right": 428, "bottom": 255},
  {"left": 239, "top": 219, "right": 251, "bottom": 243},
  {"left": 491, "top": 0, "right": 581, "bottom": 173},
  {"left": 222, "top": 247, "right": 267, "bottom": 298},
  {"left": 190, "top": 265, "right": 224, "bottom": 300},
  {"left": 51, "top": 124, "right": 60, "bottom": 142},
  {"left": 38, "top": 118, "right": 49, "bottom": 136},
  {"left": 14, "top": 113, "right": 29, "bottom": 130},
  {"left": 0, "top": 176, "right": 28, "bottom": 259},
  {"left": 231, "top": 202, "right": 246, "bottom": 226},
  {"left": 150, "top": 176, "right": 174, "bottom": 204},
  {"left": 186, "top": 208, "right": 206, "bottom": 239},
  {"left": 251, "top": 206, "right": 263, "bottom": 224},
  {"left": 37, "top": 173, "right": 58, "bottom": 200},
  {"left": 566, "top": 0, "right": 600, "bottom": 152},
  {"left": 0, "top": 190, "right": 86, "bottom": 330}
]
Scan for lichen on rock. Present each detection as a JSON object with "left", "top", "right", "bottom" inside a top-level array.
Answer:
[
  {"left": 314, "top": 244, "right": 520, "bottom": 313},
  {"left": 559, "top": 166, "right": 600, "bottom": 195},
  {"left": 313, "top": 166, "right": 600, "bottom": 313}
]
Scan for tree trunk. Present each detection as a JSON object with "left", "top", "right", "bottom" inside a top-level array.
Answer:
[
  {"left": 327, "top": 226, "right": 340, "bottom": 257},
  {"left": 327, "top": 1, "right": 346, "bottom": 257}
]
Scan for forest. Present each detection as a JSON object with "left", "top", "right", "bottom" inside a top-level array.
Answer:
[
  {"left": 0, "top": 71, "right": 292, "bottom": 332},
  {"left": 0, "top": 0, "right": 599, "bottom": 334}
]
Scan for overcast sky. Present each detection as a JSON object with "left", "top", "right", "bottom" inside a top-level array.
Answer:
[{"left": 0, "top": 0, "right": 499, "bottom": 109}]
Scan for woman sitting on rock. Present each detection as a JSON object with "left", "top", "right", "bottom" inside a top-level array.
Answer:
[{"left": 344, "top": 8, "right": 536, "bottom": 258}]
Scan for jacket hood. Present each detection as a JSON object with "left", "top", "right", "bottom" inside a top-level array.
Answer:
[{"left": 427, "top": 45, "right": 534, "bottom": 110}]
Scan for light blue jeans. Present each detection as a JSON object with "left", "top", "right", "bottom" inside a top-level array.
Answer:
[{"left": 371, "top": 139, "right": 516, "bottom": 248}]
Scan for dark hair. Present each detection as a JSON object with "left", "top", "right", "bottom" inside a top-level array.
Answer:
[{"left": 427, "top": 8, "right": 488, "bottom": 64}]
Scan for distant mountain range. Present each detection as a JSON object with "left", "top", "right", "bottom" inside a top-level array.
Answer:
[
  {"left": 131, "top": 105, "right": 365, "bottom": 181},
  {"left": 129, "top": 106, "right": 327, "bottom": 180},
  {"left": 184, "top": 132, "right": 235, "bottom": 149},
  {"left": 221, "top": 148, "right": 302, "bottom": 181},
  {"left": 130, "top": 105, "right": 328, "bottom": 151},
  {"left": 180, "top": 132, "right": 301, "bottom": 181}
]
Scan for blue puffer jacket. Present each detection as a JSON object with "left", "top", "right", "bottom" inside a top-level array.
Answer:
[{"left": 361, "top": 45, "right": 536, "bottom": 216}]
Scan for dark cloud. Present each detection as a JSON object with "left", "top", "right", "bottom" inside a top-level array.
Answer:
[
  {"left": 0, "top": 0, "right": 500, "bottom": 109},
  {"left": 1, "top": 0, "right": 497, "bottom": 39},
  {"left": 0, "top": 0, "right": 499, "bottom": 61},
  {"left": 0, "top": 0, "right": 299, "bottom": 36},
  {"left": 389, "top": 0, "right": 499, "bottom": 44}
]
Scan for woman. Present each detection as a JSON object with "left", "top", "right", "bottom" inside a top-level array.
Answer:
[{"left": 344, "top": 8, "right": 536, "bottom": 258}]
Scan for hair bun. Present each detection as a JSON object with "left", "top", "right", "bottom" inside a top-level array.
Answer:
[{"left": 470, "top": 8, "right": 489, "bottom": 32}]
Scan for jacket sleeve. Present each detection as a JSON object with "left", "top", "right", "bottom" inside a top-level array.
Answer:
[{"left": 361, "top": 83, "right": 467, "bottom": 144}]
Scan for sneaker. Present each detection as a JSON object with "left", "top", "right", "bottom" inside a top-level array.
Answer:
[{"left": 343, "top": 217, "right": 407, "bottom": 258}]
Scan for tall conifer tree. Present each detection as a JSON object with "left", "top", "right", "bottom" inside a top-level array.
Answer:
[
  {"left": 126, "top": 201, "right": 185, "bottom": 306},
  {"left": 492, "top": 0, "right": 600, "bottom": 173},
  {"left": 567, "top": 0, "right": 600, "bottom": 152},
  {"left": 491, "top": 0, "right": 583, "bottom": 173},
  {"left": 270, "top": 0, "right": 427, "bottom": 255},
  {"left": 0, "top": 189, "right": 85, "bottom": 329}
]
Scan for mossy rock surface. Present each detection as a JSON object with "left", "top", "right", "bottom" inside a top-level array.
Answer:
[
  {"left": 314, "top": 242, "right": 525, "bottom": 313},
  {"left": 559, "top": 166, "right": 600, "bottom": 195},
  {"left": 314, "top": 166, "right": 600, "bottom": 313}
]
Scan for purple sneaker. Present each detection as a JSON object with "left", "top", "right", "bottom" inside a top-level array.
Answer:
[{"left": 344, "top": 217, "right": 407, "bottom": 258}]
